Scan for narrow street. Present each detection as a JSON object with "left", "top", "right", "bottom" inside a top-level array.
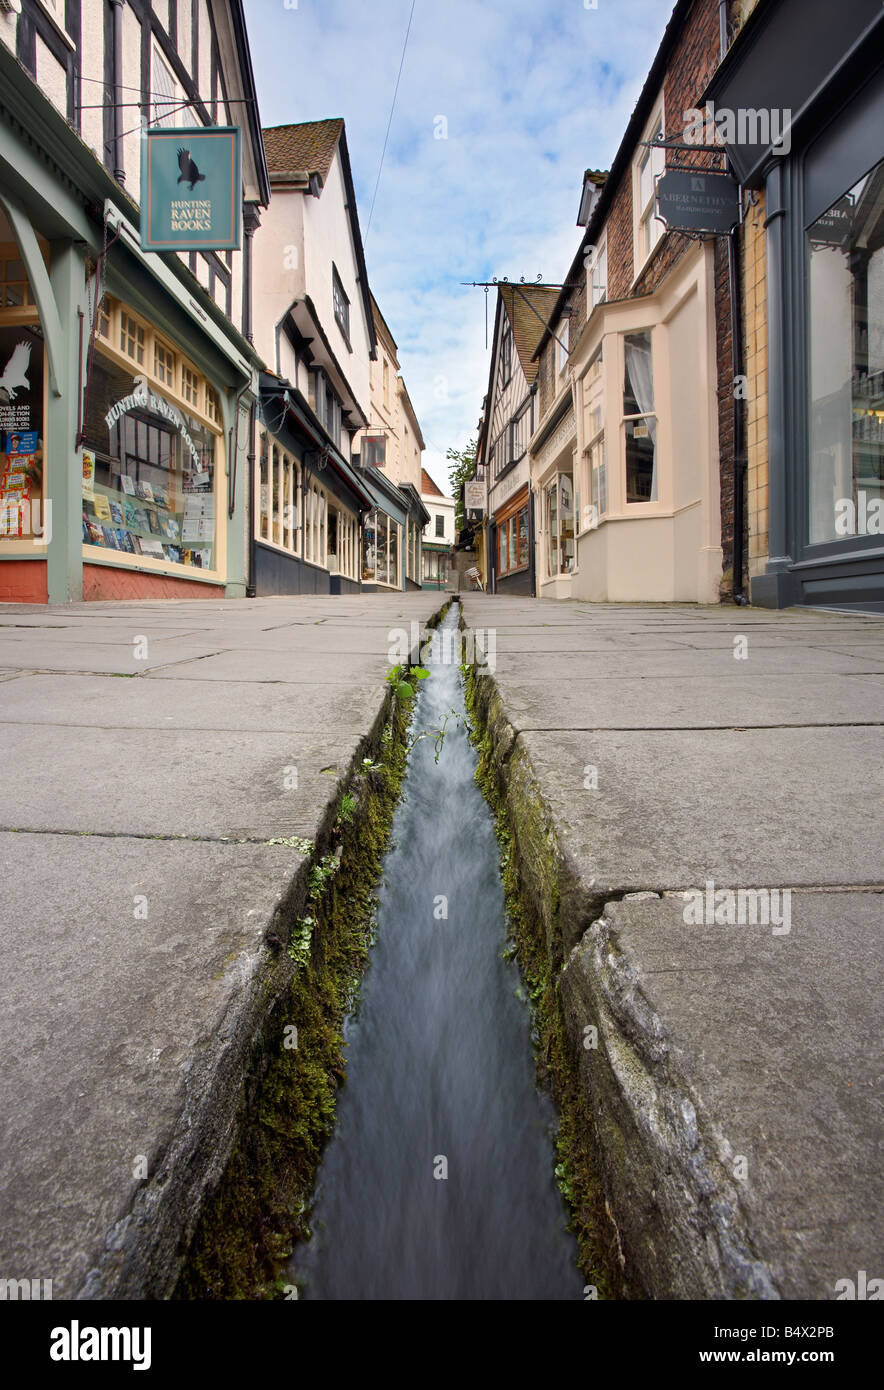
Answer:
[{"left": 1, "top": 0, "right": 882, "bottom": 1351}]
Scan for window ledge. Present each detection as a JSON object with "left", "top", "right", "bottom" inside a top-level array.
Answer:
[{"left": 35, "top": 0, "right": 75, "bottom": 50}]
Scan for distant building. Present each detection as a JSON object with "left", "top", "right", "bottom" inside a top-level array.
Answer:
[
  {"left": 252, "top": 118, "right": 375, "bottom": 595},
  {"left": 356, "top": 295, "right": 429, "bottom": 590},
  {"left": 475, "top": 283, "right": 560, "bottom": 595},
  {"left": 530, "top": 0, "right": 729, "bottom": 604},
  {"left": 420, "top": 468, "right": 455, "bottom": 588}
]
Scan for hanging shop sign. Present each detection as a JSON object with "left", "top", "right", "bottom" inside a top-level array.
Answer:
[
  {"left": 655, "top": 170, "right": 740, "bottom": 235},
  {"left": 141, "top": 126, "right": 241, "bottom": 252},
  {"left": 465, "top": 480, "right": 485, "bottom": 514}
]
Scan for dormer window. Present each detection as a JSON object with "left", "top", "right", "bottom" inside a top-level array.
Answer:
[{"left": 332, "top": 265, "right": 350, "bottom": 343}]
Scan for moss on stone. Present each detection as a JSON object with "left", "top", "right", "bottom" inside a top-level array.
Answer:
[
  {"left": 175, "top": 692, "right": 414, "bottom": 1300},
  {"left": 464, "top": 659, "right": 622, "bottom": 1299}
]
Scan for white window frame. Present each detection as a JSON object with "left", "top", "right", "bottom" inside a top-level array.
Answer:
[
  {"left": 587, "top": 232, "right": 608, "bottom": 311},
  {"left": 558, "top": 315, "right": 570, "bottom": 374},
  {"left": 633, "top": 103, "right": 665, "bottom": 279},
  {"left": 35, "top": 0, "right": 75, "bottom": 50}
]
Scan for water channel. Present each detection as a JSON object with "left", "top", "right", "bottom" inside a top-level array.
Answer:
[{"left": 290, "top": 604, "right": 582, "bottom": 1299}]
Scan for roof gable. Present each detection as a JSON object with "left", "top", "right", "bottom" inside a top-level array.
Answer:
[
  {"left": 262, "top": 119, "right": 344, "bottom": 182},
  {"left": 498, "top": 284, "right": 561, "bottom": 385}
]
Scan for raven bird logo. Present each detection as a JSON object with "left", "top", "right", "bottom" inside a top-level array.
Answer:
[
  {"left": 0, "top": 342, "right": 31, "bottom": 403},
  {"left": 176, "top": 148, "right": 206, "bottom": 192}
]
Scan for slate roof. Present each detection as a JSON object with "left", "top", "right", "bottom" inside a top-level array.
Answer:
[
  {"left": 498, "top": 283, "right": 561, "bottom": 384},
  {"left": 262, "top": 119, "right": 344, "bottom": 181}
]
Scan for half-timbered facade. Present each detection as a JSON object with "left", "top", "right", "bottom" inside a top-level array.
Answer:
[
  {"left": 0, "top": 1, "right": 268, "bottom": 602},
  {"left": 477, "top": 282, "right": 558, "bottom": 595}
]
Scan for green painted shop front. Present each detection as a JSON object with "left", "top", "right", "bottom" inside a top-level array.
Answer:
[{"left": 0, "top": 46, "right": 256, "bottom": 604}]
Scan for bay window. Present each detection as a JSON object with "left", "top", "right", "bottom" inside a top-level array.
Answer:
[
  {"left": 362, "top": 509, "right": 401, "bottom": 587},
  {"left": 623, "top": 331, "right": 658, "bottom": 502}
]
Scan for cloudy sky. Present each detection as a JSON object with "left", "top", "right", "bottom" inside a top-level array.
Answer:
[{"left": 243, "top": 0, "right": 675, "bottom": 492}]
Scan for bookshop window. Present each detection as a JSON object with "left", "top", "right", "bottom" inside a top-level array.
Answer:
[
  {"left": 0, "top": 255, "right": 34, "bottom": 308},
  {"left": 81, "top": 350, "right": 220, "bottom": 571},
  {"left": 0, "top": 324, "right": 45, "bottom": 543},
  {"left": 120, "top": 312, "right": 145, "bottom": 366}
]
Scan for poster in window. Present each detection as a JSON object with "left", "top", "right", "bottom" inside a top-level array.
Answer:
[{"left": 0, "top": 326, "right": 44, "bottom": 539}]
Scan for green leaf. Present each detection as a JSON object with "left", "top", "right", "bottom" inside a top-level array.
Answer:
[
  {"left": 411, "top": 667, "right": 430, "bottom": 681},
  {"left": 395, "top": 681, "right": 414, "bottom": 699}
]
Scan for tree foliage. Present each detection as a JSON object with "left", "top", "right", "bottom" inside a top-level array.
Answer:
[{"left": 447, "top": 438, "right": 477, "bottom": 528}]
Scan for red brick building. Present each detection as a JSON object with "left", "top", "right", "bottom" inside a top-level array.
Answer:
[{"left": 529, "top": 0, "right": 744, "bottom": 603}]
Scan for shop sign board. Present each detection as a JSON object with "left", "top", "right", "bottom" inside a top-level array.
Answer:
[
  {"left": 655, "top": 170, "right": 740, "bottom": 235},
  {"left": 141, "top": 126, "right": 241, "bottom": 252},
  {"left": 465, "top": 480, "right": 485, "bottom": 513}
]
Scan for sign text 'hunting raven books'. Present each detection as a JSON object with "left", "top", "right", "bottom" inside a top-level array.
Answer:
[{"left": 141, "top": 127, "right": 242, "bottom": 252}]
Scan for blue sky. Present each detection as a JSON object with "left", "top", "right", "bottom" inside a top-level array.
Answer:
[{"left": 243, "top": 0, "right": 675, "bottom": 491}]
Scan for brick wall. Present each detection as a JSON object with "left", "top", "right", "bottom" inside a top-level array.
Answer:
[
  {"left": 537, "top": 334, "right": 557, "bottom": 420},
  {"left": 83, "top": 564, "right": 223, "bottom": 601},
  {"left": 0, "top": 560, "right": 48, "bottom": 603}
]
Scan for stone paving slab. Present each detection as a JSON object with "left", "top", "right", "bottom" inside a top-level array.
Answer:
[
  {"left": 461, "top": 594, "right": 884, "bottom": 1298},
  {"left": 0, "top": 673, "right": 381, "bottom": 733},
  {"left": 480, "top": 672, "right": 884, "bottom": 729},
  {"left": 0, "top": 592, "right": 443, "bottom": 1298},
  {"left": 560, "top": 891, "right": 884, "bottom": 1300}
]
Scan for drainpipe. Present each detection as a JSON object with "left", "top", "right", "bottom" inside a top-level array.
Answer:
[
  {"left": 721, "top": 0, "right": 748, "bottom": 603},
  {"left": 246, "top": 399, "right": 257, "bottom": 596},
  {"left": 242, "top": 205, "right": 259, "bottom": 596},
  {"left": 110, "top": 0, "right": 125, "bottom": 186}
]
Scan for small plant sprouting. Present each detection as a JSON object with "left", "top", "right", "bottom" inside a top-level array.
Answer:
[
  {"left": 386, "top": 663, "right": 430, "bottom": 701},
  {"left": 338, "top": 791, "right": 356, "bottom": 824},
  {"left": 407, "top": 708, "right": 462, "bottom": 764},
  {"left": 306, "top": 853, "right": 340, "bottom": 906},
  {"left": 267, "top": 835, "right": 314, "bottom": 853},
  {"left": 288, "top": 916, "right": 314, "bottom": 964}
]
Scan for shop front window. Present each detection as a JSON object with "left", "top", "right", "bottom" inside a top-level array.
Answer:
[
  {"left": 623, "top": 330, "right": 658, "bottom": 502},
  {"left": 546, "top": 481, "right": 557, "bottom": 575},
  {"left": 808, "top": 158, "right": 884, "bottom": 545},
  {"left": 0, "top": 257, "right": 34, "bottom": 309},
  {"left": 0, "top": 323, "right": 45, "bottom": 543},
  {"left": 82, "top": 349, "right": 219, "bottom": 571},
  {"left": 362, "top": 509, "right": 400, "bottom": 585},
  {"left": 498, "top": 502, "right": 529, "bottom": 577}
]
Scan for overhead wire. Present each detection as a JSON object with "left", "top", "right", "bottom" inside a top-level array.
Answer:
[{"left": 365, "top": 0, "right": 417, "bottom": 238}]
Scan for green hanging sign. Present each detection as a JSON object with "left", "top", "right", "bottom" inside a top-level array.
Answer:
[{"left": 141, "top": 126, "right": 241, "bottom": 252}]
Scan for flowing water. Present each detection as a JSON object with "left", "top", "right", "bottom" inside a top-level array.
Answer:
[{"left": 290, "top": 604, "right": 582, "bottom": 1299}]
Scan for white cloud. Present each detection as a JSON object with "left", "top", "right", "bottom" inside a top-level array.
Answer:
[{"left": 244, "top": 0, "right": 674, "bottom": 493}]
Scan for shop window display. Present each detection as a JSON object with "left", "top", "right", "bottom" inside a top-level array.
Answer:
[
  {"left": 0, "top": 323, "right": 45, "bottom": 541},
  {"left": 82, "top": 350, "right": 218, "bottom": 570}
]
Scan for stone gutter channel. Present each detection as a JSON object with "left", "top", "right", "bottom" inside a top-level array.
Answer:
[
  {"left": 460, "top": 610, "right": 786, "bottom": 1301},
  {"left": 82, "top": 602, "right": 451, "bottom": 1301}
]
